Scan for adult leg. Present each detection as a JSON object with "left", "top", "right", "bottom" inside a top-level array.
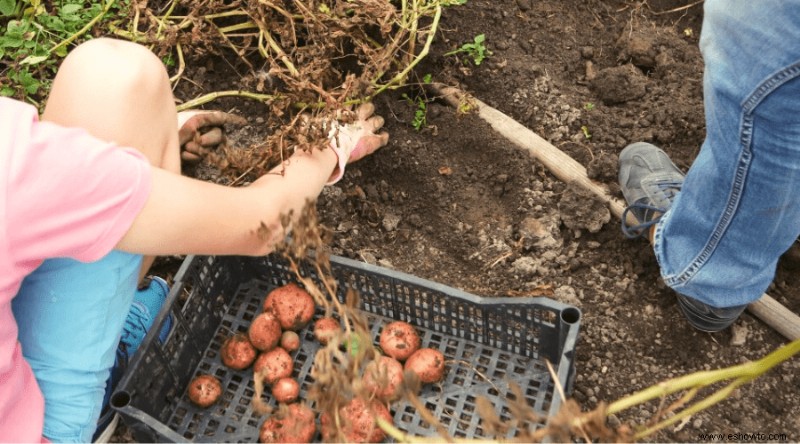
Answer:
[
  {"left": 12, "top": 38, "right": 179, "bottom": 442},
  {"left": 653, "top": 1, "right": 800, "bottom": 319}
]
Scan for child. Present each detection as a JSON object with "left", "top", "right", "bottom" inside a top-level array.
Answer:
[{"left": 0, "top": 37, "right": 388, "bottom": 442}]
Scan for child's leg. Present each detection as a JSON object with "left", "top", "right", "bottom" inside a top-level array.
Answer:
[
  {"left": 42, "top": 37, "right": 182, "bottom": 281},
  {"left": 42, "top": 37, "right": 181, "bottom": 172},
  {"left": 12, "top": 254, "right": 142, "bottom": 442},
  {"left": 12, "top": 38, "right": 179, "bottom": 442}
]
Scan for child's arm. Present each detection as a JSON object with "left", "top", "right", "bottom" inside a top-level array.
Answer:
[{"left": 116, "top": 105, "right": 388, "bottom": 257}]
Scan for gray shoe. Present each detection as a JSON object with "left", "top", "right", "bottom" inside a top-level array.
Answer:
[
  {"left": 619, "top": 143, "right": 744, "bottom": 332},
  {"left": 618, "top": 142, "right": 684, "bottom": 238}
]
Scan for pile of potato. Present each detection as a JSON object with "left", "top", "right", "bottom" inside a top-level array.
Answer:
[{"left": 186, "top": 282, "right": 447, "bottom": 443}]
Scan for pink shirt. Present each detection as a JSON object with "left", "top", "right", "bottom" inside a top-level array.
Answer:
[{"left": 0, "top": 98, "right": 152, "bottom": 441}]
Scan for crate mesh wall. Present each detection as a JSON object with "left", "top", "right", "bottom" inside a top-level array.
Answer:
[{"left": 112, "top": 255, "right": 580, "bottom": 443}]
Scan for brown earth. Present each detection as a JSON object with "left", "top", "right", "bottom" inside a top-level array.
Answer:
[{"left": 119, "top": 0, "right": 800, "bottom": 441}]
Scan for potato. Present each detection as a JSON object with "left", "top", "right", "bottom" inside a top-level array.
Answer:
[
  {"left": 313, "top": 317, "right": 341, "bottom": 345},
  {"left": 263, "top": 283, "right": 316, "bottom": 331},
  {"left": 280, "top": 330, "right": 301, "bottom": 353},
  {"left": 249, "top": 312, "right": 282, "bottom": 351},
  {"left": 379, "top": 321, "right": 420, "bottom": 362},
  {"left": 271, "top": 377, "right": 301, "bottom": 404},
  {"left": 259, "top": 403, "right": 316, "bottom": 443},
  {"left": 187, "top": 374, "right": 222, "bottom": 408},
  {"left": 254, "top": 347, "right": 294, "bottom": 385},
  {"left": 404, "top": 348, "right": 446, "bottom": 384},
  {"left": 362, "top": 355, "right": 404, "bottom": 401},
  {"left": 221, "top": 333, "right": 258, "bottom": 370},
  {"left": 320, "top": 398, "right": 392, "bottom": 443}
]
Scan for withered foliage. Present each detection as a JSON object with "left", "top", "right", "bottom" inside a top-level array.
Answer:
[
  {"left": 267, "top": 203, "right": 634, "bottom": 443},
  {"left": 127, "top": 0, "right": 430, "bottom": 178},
  {"left": 142, "top": 1, "right": 636, "bottom": 438}
]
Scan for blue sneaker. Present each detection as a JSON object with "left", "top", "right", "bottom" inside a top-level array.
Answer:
[
  {"left": 120, "top": 276, "right": 172, "bottom": 357},
  {"left": 93, "top": 277, "right": 173, "bottom": 442}
]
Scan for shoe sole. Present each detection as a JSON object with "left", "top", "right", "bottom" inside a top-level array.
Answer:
[
  {"left": 676, "top": 294, "right": 745, "bottom": 333},
  {"left": 93, "top": 413, "right": 119, "bottom": 443}
]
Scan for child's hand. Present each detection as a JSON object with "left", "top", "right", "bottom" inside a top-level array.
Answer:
[
  {"left": 177, "top": 110, "right": 247, "bottom": 162},
  {"left": 327, "top": 102, "right": 390, "bottom": 183}
]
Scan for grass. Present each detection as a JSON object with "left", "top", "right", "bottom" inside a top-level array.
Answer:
[
  {"left": 444, "top": 33, "right": 491, "bottom": 65},
  {"left": 0, "top": 0, "right": 127, "bottom": 106}
]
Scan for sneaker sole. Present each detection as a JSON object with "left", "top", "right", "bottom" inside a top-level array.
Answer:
[{"left": 93, "top": 413, "right": 119, "bottom": 443}]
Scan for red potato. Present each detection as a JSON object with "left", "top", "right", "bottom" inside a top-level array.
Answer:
[
  {"left": 362, "top": 356, "right": 404, "bottom": 401},
  {"left": 313, "top": 317, "right": 341, "bottom": 345},
  {"left": 187, "top": 374, "right": 222, "bottom": 408},
  {"left": 259, "top": 403, "right": 316, "bottom": 443},
  {"left": 263, "top": 283, "right": 316, "bottom": 331},
  {"left": 271, "top": 377, "right": 301, "bottom": 404},
  {"left": 320, "top": 398, "right": 392, "bottom": 443},
  {"left": 280, "top": 330, "right": 301, "bottom": 353},
  {"left": 379, "top": 321, "right": 421, "bottom": 362},
  {"left": 249, "top": 312, "right": 282, "bottom": 351},
  {"left": 254, "top": 347, "right": 294, "bottom": 385},
  {"left": 220, "top": 333, "right": 258, "bottom": 370},
  {"left": 404, "top": 348, "right": 446, "bottom": 384}
]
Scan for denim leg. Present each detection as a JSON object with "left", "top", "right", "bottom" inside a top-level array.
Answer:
[
  {"left": 12, "top": 251, "right": 140, "bottom": 442},
  {"left": 653, "top": 0, "right": 800, "bottom": 307}
]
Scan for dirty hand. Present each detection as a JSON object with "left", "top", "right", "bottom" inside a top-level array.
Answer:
[
  {"left": 327, "top": 102, "right": 389, "bottom": 184},
  {"left": 178, "top": 110, "right": 248, "bottom": 162}
]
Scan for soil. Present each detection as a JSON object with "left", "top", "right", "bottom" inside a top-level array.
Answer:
[{"left": 117, "top": 0, "right": 800, "bottom": 441}]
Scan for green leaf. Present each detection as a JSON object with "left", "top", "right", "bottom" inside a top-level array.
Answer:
[
  {"left": 6, "top": 20, "right": 28, "bottom": 36},
  {"left": 20, "top": 54, "right": 48, "bottom": 65},
  {"left": 60, "top": 4, "right": 82, "bottom": 15},
  {"left": 1, "top": 35, "right": 25, "bottom": 49},
  {"left": 24, "top": 82, "right": 40, "bottom": 95},
  {"left": 423, "top": 73, "right": 432, "bottom": 84},
  {"left": 18, "top": 72, "right": 40, "bottom": 95},
  {"left": 0, "top": 0, "right": 16, "bottom": 16},
  {"left": 0, "top": 86, "right": 15, "bottom": 97}
]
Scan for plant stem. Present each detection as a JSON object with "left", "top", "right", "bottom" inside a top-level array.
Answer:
[
  {"left": 371, "top": 4, "right": 441, "bottom": 97},
  {"left": 217, "top": 21, "right": 259, "bottom": 34},
  {"left": 604, "top": 338, "right": 800, "bottom": 439},
  {"left": 155, "top": 0, "right": 179, "bottom": 40},
  {"left": 50, "top": 0, "right": 116, "bottom": 55},
  {"left": 169, "top": 43, "right": 185, "bottom": 85},
  {"left": 176, "top": 90, "right": 280, "bottom": 111},
  {"left": 251, "top": 15, "right": 300, "bottom": 77}
]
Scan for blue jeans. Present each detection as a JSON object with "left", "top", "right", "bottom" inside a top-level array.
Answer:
[
  {"left": 653, "top": 0, "right": 800, "bottom": 308},
  {"left": 12, "top": 252, "right": 141, "bottom": 442}
]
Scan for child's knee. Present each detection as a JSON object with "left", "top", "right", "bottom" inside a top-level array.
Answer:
[{"left": 61, "top": 38, "right": 168, "bottom": 94}]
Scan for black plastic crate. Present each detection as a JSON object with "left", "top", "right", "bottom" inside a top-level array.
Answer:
[{"left": 111, "top": 254, "right": 581, "bottom": 442}]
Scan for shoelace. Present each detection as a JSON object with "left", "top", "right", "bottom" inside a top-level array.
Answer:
[
  {"left": 621, "top": 202, "right": 667, "bottom": 239},
  {"left": 646, "top": 178, "right": 683, "bottom": 203},
  {"left": 119, "top": 303, "right": 150, "bottom": 355},
  {"left": 621, "top": 178, "right": 682, "bottom": 239}
]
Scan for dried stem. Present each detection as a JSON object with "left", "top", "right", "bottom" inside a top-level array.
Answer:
[{"left": 176, "top": 90, "right": 279, "bottom": 111}]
